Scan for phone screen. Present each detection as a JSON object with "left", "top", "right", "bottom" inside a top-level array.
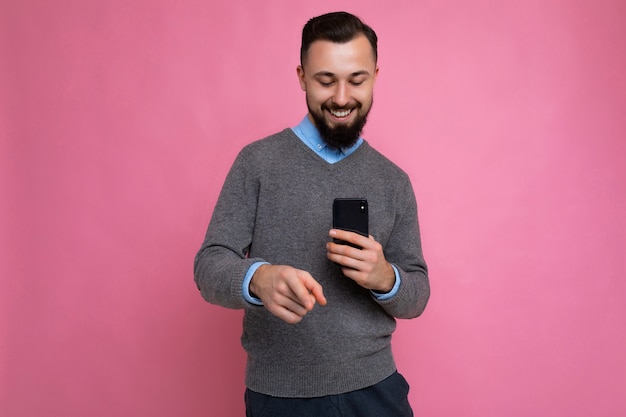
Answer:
[{"left": 333, "top": 198, "right": 368, "bottom": 247}]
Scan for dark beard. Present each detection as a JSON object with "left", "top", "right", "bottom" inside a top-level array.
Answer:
[{"left": 308, "top": 105, "right": 370, "bottom": 151}]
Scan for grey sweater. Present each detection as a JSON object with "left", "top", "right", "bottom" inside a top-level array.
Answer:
[{"left": 194, "top": 128, "right": 429, "bottom": 397}]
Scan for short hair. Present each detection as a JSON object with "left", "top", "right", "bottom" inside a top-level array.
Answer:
[{"left": 300, "top": 11, "right": 378, "bottom": 66}]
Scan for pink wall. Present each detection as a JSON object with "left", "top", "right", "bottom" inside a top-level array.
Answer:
[{"left": 1, "top": 1, "right": 625, "bottom": 416}]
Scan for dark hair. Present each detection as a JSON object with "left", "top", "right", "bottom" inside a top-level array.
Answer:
[{"left": 300, "top": 12, "right": 378, "bottom": 66}]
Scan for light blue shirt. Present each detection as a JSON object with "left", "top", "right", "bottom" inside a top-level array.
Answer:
[
  {"left": 242, "top": 116, "right": 401, "bottom": 305},
  {"left": 292, "top": 115, "right": 364, "bottom": 162}
]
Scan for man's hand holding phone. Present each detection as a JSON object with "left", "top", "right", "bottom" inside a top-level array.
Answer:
[{"left": 326, "top": 229, "right": 395, "bottom": 293}]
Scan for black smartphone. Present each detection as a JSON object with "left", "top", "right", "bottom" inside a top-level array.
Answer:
[{"left": 332, "top": 198, "right": 369, "bottom": 248}]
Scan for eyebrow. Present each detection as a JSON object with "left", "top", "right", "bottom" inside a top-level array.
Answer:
[{"left": 313, "top": 70, "right": 371, "bottom": 77}]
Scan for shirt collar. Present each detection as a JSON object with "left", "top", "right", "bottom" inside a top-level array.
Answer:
[{"left": 293, "top": 115, "right": 363, "bottom": 156}]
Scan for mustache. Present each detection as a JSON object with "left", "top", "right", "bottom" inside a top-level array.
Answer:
[{"left": 322, "top": 102, "right": 361, "bottom": 111}]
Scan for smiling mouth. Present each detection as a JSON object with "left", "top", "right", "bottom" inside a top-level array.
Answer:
[{"left": 329, "top": 109, "right": 352, "bottom": 118}]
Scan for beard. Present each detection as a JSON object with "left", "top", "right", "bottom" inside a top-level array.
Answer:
[{"left": 307, "top": 97, "right": 372, "bottom": 151}]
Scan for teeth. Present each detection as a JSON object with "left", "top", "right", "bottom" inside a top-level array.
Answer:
[{"left": 330, "top": 109, "right": 351, "bottom": 118}]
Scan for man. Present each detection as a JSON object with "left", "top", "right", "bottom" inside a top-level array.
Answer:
[{"left": 194, "top": 11, "right": 430, "bottom": 417}]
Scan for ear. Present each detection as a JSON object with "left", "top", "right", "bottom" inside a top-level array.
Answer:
[{"left": 296, "top": 65, "right": 306, "bottom": 91}]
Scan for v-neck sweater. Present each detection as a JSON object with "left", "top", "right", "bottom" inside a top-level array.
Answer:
[{"left": 194, "top": 128, "right": 429, "bottom": 397}]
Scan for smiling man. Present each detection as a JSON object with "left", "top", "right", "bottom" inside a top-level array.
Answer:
[
  {"left": 194, "top": 11, "right": 430, "bottom": 417},
  {"left": 298, "top": 28, "right": 378, "bottom": 151}
]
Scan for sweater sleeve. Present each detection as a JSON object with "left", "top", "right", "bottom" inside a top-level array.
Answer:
[
  {"left": 193, "top": 146, "right": 266, "bottom": 310},
  {"left": 374, "top": 177, "right": 430, "bottom": 319}
]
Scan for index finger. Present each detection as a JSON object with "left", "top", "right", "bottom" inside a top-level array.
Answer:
[
  {"left": 304, "top": 276, "right": 327, "bottom": 306},
  {"left": 292, "top": 270, "right": 326, "bottom": 308}
]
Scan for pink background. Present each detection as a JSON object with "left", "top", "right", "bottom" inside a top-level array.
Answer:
[{"left": 2, "top": 1, "right": 625, "bottom": 416}]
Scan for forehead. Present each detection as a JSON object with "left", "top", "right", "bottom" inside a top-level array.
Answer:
[{"left": 303, "top": 35, "right": 377, "bottom": 74}]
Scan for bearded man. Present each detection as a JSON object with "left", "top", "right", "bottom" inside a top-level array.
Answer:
[{"left": 194, "top": 11, "right": 430, "bottom": 417}]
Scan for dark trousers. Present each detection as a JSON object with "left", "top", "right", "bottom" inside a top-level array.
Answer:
[{"left": 245, "top": 371, "right": 414, "bottom": 417}]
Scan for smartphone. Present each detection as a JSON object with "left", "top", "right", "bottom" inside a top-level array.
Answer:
[{"left": 332, "top": 198, "right": 369, "bottom": 248}]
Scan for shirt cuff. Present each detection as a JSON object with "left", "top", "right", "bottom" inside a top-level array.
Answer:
[
  {"left": 242, "top": 262, "right": 269, "bottom": 306},
  {"left": 371, "top": 264, "right": 401, "bottom": 300}
]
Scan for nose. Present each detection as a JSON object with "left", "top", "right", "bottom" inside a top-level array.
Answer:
[{"left": 332, "top": 82, "right": 350, "bottom": 107}]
